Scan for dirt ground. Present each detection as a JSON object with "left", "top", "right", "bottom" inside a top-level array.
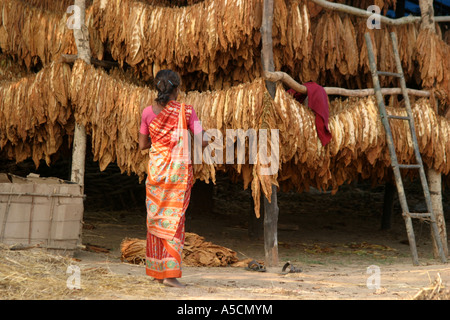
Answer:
[{"left": 76, "top": 175, "right": 450, "bottom": 300}]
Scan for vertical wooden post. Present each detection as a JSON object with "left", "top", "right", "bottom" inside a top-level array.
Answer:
[
  {"left": 418, "top": 0, "right": 448, "bottom": 258},
  {"left": 70, "top": 0, "right": 91, "bottom": 188},
  {"left": 429, "top": 169, "right": 448, "bottom": 257},
  {"left": 418, "top": 0, "right": 435, "bottom": 31},
  {"left": 261, "top": 0, "right": 276, "bottom": 98},
  {"left": 260, "top": 0, "right": 279, "bottom": 268},
  {"left": 263, "top": 185, "right": 279, "bottom": 267}
]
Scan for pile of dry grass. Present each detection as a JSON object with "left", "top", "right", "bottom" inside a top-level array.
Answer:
[
  {"left": 0, "top": 244, "right": 72, "bottom": 299},
  {"left": 0, "top": 244, "right": 161, "bottom": 300},
  {"left": 413, "top": 274, "right": 450, "bottom": 300}
]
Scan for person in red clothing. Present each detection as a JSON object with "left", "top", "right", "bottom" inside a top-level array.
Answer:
[{"left": 138, "top": 70, "right": 205, "bottom": 288}]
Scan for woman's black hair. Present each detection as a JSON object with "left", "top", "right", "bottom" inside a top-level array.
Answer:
[{"left": 154, "top": 69, "right": 181, "bottom": 106}]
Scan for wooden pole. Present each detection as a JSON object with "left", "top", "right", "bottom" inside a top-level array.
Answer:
[
  {"left": 70, "top": 0, "right": 91, "bottom": 188},
  {"left": 261, "top": 0, "right": 279, "bottom": 269},
  {"left": 264, "top": 70, "right": 432, "bottom": 98},
  {"left": 417, "top": 0, "right": 448, "bottom": 259},
  {"left": 429, "top": 169, "right": 449, "bottom": 257},
  {"left": 261, "top": 1, "right": 276, "bottom": 98},
  {"left": 418, "top": 0, "right": 436, "bottom": 31},
  {"left": 309, "top": 0, "right": 450, "bottom": 24},
  {"left": 72, "top": 0, "right": 92, "bottom": 64}
]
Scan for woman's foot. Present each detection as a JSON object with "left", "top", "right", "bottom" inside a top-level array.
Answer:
[{"left": 163, "top": 278, "right": 186, "bottom": 288}]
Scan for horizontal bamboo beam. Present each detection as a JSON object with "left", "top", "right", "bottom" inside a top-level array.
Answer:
[
  {"left": 309, "top": 0, "right": 450, "bottom": 24},
  {"left": 264, "top": 71, "right": 431, "bottom": 98}
]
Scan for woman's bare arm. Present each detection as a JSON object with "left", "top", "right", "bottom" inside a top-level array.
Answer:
[{"left": 139, "top": 133, "right": 152, "bottom": 150}]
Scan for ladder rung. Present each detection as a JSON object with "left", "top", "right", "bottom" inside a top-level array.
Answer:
[
  {"left": 377, "top": 71, "right": 402, "bottom": 78},
  {"left": 387, "top": 115, "right": 410, "bottom": 120},
  {"left": 404, "top": 213, "right": 432, "bottom": 219},
  {"left": 395, "top": 164, "right": 422, "bottom": 169}
]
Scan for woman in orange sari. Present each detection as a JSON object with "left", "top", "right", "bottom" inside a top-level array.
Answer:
[{"left": 139, "top": 70, "right": 204, "bottom": 288}]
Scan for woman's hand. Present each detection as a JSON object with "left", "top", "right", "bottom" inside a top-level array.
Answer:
[{"left": 139, "top": 133, "right": 152, "bottom": 150}]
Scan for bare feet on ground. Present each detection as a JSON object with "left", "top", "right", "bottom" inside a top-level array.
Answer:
[
  {"left": 163, "top": 278, "right": 186, "bottom": 288},
  {"left": 153, "top": 278, "right": 185, "bottom": 288}
]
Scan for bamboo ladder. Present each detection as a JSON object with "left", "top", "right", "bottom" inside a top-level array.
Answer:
[{"left": 364, "top": 32, "right": 447, "bottom": 266}]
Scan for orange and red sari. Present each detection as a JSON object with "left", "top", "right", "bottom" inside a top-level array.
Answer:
[{"left": 145, "top": 101, "right": 193, "bottom": 279}]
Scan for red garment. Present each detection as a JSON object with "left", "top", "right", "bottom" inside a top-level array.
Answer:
[
  {"left": 143, "top": 101, "right": 193, "bottom": 280},
  {"left": 287, "top": 82, "right": 332, "bottom": 146}
]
